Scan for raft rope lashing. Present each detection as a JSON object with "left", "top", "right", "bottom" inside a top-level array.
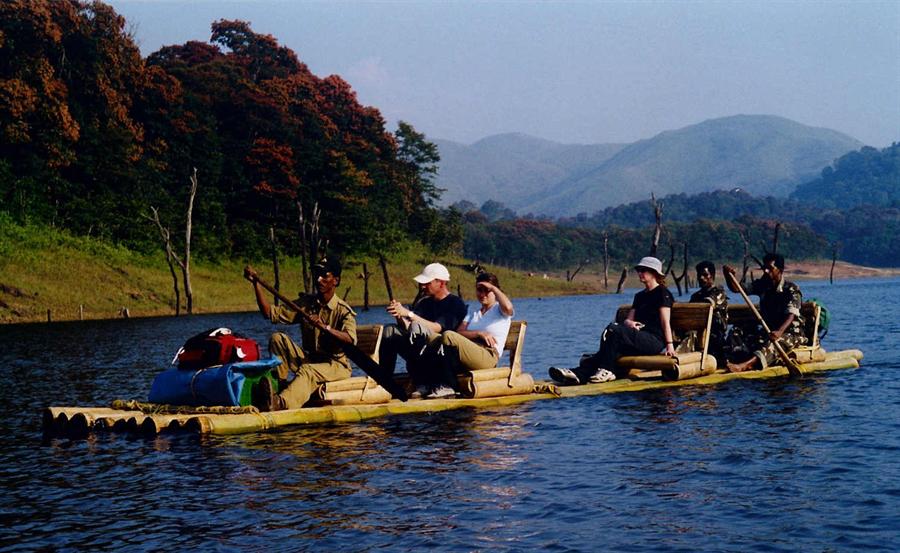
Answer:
[
  {"left": 533, "top": 383, "right": 561, "bottom": 397},
  {"left": 111, "top": 399, "right": 260, "bottom": 415}
]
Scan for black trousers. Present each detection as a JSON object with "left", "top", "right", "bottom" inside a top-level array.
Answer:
[
  {"left": 379, "top": 323, "right": 445, "bottom": 387},
  {"left": 574, "top": 322, "right": 665, "bottom": 380}
]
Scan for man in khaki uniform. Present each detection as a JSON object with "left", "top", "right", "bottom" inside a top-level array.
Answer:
[{"left": 246, "top": 258, "right": 357, "bottom": 410}]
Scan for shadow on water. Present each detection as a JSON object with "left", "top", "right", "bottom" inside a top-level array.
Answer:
[{"left": 2, "top": 277, "right": 900, "bottom": 550}]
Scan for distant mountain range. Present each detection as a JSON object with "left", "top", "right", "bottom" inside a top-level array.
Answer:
[{"left": 434, "top": 115, "right": 863, "bottom": 217}]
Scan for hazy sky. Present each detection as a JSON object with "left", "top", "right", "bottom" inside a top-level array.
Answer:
[{"left": 108, "top": 0, "right": 899, "bottom": 147}]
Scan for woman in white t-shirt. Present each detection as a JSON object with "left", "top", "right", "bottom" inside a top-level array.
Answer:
[{"left": 426, "top": 272, "right": 515, "bottom": 398}]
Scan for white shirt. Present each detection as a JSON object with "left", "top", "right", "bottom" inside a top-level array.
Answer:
[{"left": 464, "top": 303, "right": 513, "bottom": 356}]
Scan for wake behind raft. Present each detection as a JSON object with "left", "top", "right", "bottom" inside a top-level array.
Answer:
[{"left": 43, "top": 303, "right": 863, "bottom": 438}]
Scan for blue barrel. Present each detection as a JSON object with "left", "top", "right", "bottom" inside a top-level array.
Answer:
[{"left": 148, "top": 357, "right": 282, "bottom": 406}]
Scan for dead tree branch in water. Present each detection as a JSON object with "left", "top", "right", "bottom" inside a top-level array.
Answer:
[
  {"left": 602, "top": 232, "right": 609, "bottom": 290},
  {"left": 616, "top": 267, "right": 628, "bottom": 294},
  {"left": 269, "top": 227, "right": 281, "bottom": 305},
  {"left": 145, "top": 207, "right": 181, "bottom": 316},
  {"left": 650, "top": 193, "right": 663, "bottom": 257}
]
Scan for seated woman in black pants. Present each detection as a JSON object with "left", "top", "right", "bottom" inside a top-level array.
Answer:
[{"left": 549, "top": 256, "right": 676, "bottom": 384}]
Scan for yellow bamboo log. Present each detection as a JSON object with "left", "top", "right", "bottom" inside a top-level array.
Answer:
[
  {"left": 617, "top": 351, "right": 704, "bottom": 371},
  {"left": 790, "top": 346, "right": 828, "bottom": 363},
  {"left": 661, "top": 356, "right": 718, "bottom": 381},
  {"left": 466, "top": 367, "right": 517, "bottom": 382},
  {"left": 827, "top": 349, "right": 863, "bottom": 361},
  {"left": 66, "top": 413, "right": 94, "bottom": 437},
  {"left": 321, "top": 386, "right": 393, "bottom": 405},
  {"left": 463, "top": 373, "right": 534, "bottom": 398},
  {"left": 321, "top": 376, "right": 380, "bottom": 393}
]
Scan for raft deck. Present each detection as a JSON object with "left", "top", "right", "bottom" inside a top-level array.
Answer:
[{"left": 44, "top": 349, "right": 862, "bottom": 438}]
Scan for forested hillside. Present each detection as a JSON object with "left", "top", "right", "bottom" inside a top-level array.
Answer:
[
  {"left": 791, "top": 143, "right": 899, "bottom": 208},
  {"left": 436, "top": 115, "right": 863, "bottom": 217},
  {"left": 458, "top": 143, "right": 900, "bottom": 268},
  {"left": 0, "top": 1, "right": 454, "bottom": 262}
]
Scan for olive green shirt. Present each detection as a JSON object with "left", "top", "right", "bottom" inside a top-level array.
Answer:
[{"left": 269, "top": 294, "right": 357, "bottom": 367}]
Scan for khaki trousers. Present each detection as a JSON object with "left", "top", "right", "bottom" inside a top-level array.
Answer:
[
  {"left": 269, "top": 332, "right": 351, "bottom": 409},
  {"left": 440, "top": 331, "right": 499, "bottom": 372}
]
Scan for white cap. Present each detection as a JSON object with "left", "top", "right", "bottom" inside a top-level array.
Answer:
[
  {"left": 413, "top": 263, "right": 451, "bottom": 283},
  {"left": 635, "top": 256, "right": 664, "bottom": 276}
]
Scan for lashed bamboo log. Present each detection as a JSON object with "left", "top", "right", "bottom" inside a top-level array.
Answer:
[
  {"left": 661, "top": 356, "right": 718, "bottom": 381},
  {"left": 617, "top": 351, "right": 705, "bottom": 371},
  {"left": 320, "top": 386, "right": 392, "bottom": 405},
  {"left": 462, "top": 373, "right": 534, "bottom": 398}
]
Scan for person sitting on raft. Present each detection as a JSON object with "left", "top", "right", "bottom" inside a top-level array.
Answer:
[
  {"left": 426, "top": 272, "right": 515, "bottom": 399},
  {"left": 379, "top": 262, "right": 468, "bottom": 399},
  {"left": 723, "top": 254, "right": 806, "bottom": 373},
  {"left": 549, "top": 256, "right": 675, "bottom": 385},
  {"left": 689, "top": 260, "right": 729, "bottom": 365},
  {"left": 246, "top": 258, "right": 357, "bottom": 411}
]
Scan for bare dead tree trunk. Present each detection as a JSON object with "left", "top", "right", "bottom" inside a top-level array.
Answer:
[
  {"left": 616, "top": 267, "right": 628, "bottom": 294},
  {"left": 146, "top": 206, "right": 181, "bottom": 316},
  {"left": 672, "top": 243, "right": 689, "bottom": 296},
  {"left": 362, "top": 262, "right": 371, "bottom": 311},
  {"left": 739, "top": 230, "right": 752, "bottom": 286},
  {"left": 602, "top": 232, "right": 609, "bottom": 290},
  {"left": 830, "top": 242, "right": 840, "bottom": 284},
  {"left": 182, "top": 168, "right": 198, "bottom": 314},
  {"left": 343, "top": 286, "right": 352, "bottom": 301},
  {"left": 567, "top": 260, "right": 589, "bottom": 282},
  {"left": 296, "top": 201, "right": 325, "bottom": 294},
  {"left": 269, "top": 226, "right": 280, "bottom": 306},
  {"left": 772, "top": 222, "right": 781, "bottom": 254},
  {"left": 650, "top": 193, "right": 663, "bottom": 257},
  {"left": 297, "top": 200, "right": 310, "bottom": 294},
  {"left": 664, "top": 243, "right": 676, "bottom": 278}
]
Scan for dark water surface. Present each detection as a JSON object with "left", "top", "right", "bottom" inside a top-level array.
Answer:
[{"left": 1, "top": 278, "right": 899, "bottom": 551}]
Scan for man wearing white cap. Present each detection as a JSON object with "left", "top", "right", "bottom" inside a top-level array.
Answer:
[{"left": 379, "top": 262, "right": 468, "bottom": 398}]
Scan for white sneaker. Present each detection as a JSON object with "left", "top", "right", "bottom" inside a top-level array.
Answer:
[
  {"left": 548, "top": 367, "right": 580, "bottom": 385},
  {"left": 425, "top": 385, "right": 457, "bottom": 399},
  {"left": 588, "top": 368, "right": 616, "bottom": 383}
]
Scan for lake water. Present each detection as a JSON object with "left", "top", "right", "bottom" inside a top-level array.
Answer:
[{"left": 1, "top": 277, "right": 899, "bottom": 551}]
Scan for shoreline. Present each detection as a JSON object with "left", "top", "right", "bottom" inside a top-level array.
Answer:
[{"left": 4, "top": 260, "right": 898, "bottom": 326}]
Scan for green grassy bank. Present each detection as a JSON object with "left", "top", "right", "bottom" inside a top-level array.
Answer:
[{"left": 0, "top": 218, "right": 599, "bottom": 324}]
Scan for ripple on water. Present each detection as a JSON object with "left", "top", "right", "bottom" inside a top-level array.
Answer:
[{"left": 2, "top": 279, "right": 900, "bottom": 550}]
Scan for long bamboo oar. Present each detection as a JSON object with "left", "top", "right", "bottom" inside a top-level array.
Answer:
[
  {"left": 725, "top": 272, "right": 803, "bottom": 378},
  {"left": 244, "top": 266, "right": 408, "bottom": 400}
]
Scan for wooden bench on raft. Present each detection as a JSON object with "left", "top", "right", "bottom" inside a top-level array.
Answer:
[
  {"left": 612, "top": 303, "right": 717, "bottom": 381},
  {"left": 726, "top": 301, "right": 826, "bottom": 363},
  {"left": 313, "top": 321, "right": 531, "bottom": 405}
]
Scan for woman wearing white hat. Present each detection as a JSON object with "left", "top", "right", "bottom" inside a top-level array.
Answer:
[{"left": 549, "top": 256, "right": 676, "bottom": 385}]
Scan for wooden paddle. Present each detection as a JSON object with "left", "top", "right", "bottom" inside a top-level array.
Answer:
[
  {"left": 378, "top": 254, "right": 395, "bottom": 302},
  {"left": 725, "top": 271, "right": 803, "bottom": 378},
  {"left": 244, "top": 266, "right": 408, "bottom": 401},
  {"left": 378, "top": 254, "right": 426, "bottom": 326}
]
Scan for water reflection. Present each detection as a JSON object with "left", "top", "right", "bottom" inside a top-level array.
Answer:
[{"left": 2, "top": 278, "right": 900, "bottom": 550}]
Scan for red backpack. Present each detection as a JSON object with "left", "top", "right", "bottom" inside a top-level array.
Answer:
[{"left": 174, "top": 328, "right": 260, "bottom": 370}]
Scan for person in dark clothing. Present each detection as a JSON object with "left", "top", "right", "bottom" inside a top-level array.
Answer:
[
  {"left": 379, "top": 262, "right": 468, "bottom": 398},
  {"left": 723, "top": 253, "right": 806, "bottom": 372},
  {"left": 549, "top": 256, "right": 675, "bottom": 385},
  {"left": 689, "top": 261, "right": 729, "bottom": 364}
]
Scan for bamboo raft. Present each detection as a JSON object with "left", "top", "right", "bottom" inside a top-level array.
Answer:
[
  {"left": 42, "top": 349, "right": 863, "bottom": 438},
  {"left": 43, "top": 303, "right": 864, "bottom": 438}
]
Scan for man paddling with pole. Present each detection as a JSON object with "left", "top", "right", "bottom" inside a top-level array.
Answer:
[
  {"left": 245, "top": 258, "right": 358, "bottom": 411},
  {"left": 723, "top": 253, "right": 806, "bottom": 374}
]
